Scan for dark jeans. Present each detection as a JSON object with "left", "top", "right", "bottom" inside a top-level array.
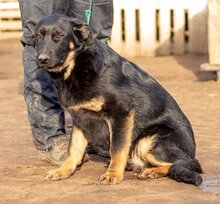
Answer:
[{"left": 19, "top": 0, "right": 113, "bottom": 150}]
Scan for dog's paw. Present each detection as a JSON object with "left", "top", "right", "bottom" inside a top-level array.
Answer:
[
  {"left": 97, "top": 173, "right": 123, "bottom": 185},
  {"left": 138, "top": 168, "right": 165, "bottom": 180},
  {"left": 45, "top": 168, "right": 73, "bottom": 181}
]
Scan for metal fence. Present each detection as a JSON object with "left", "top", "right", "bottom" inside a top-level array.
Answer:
[{"left": 0, "top": 0, "right": 208, "bottom": 56}]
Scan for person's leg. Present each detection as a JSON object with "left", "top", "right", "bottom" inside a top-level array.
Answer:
[
  {"left": 19, "top": 0, "right": 69, "bottom": 164},
  {"left": 68, "top": 0, "right": 113, "bottom": 42},
  {"left": 23, "top": 45, "right": 68, "bottom": 153}
]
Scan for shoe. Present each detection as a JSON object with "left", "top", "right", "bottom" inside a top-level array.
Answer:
[{"left": 38, "top": 139, "right": 69, "bottom": 165}]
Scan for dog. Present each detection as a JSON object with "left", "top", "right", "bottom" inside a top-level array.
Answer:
[{"left": 33, "top": 14, "right": 202, "bottom": 185}]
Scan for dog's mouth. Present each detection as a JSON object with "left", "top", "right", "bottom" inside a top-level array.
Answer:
[
  {"left": 46, "top": 64, "right": 64, "bottom": 72},
  {"left": 39, "top": 56, "right": 67, "bottom": 72},
  {"left": 38, "top": 51, "right": 75, "bottom": 73},
  {"left": 38, "top": 62, "right": 62, "bottom": 72}
]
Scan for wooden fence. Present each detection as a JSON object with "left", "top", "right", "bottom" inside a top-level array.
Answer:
[
  {"left": 0, "top": 0, "right": 21, "bottom": 39},
  {"left": 0, "top": 0, "right": 208, "bottom": 56},
  {"left": 109, "top": 0, "right": 208, "bottom": 56}
]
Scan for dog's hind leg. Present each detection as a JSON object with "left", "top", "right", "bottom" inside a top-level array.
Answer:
[
  {"left": 130, "top": 136, "right": 172, "bottom": 179},
  {"left": 138, "top": 165, "right": 172, "bottom": 179},
  {"left": 45, "top": 127, "right": 88, "bottom": 181},
  {"left": 132, "top": 135, "right": 202, "bottom": 185}
]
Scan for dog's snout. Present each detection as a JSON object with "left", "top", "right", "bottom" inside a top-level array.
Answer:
[{"left": 38, "top": 54, "right": 50, "bottom": 65}]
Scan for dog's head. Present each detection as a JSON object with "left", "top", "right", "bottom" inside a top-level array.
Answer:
[{"left": 33, "top": 14, "right": 92, "bottom": 72}]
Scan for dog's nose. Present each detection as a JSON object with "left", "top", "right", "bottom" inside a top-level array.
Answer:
[{"left": 38, "top": 54, "right": 50, "bottom": 65}]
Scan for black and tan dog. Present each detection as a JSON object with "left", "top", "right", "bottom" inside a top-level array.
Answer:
[{"left": 34, "top": 14, "right": 202, "bottom": 185}]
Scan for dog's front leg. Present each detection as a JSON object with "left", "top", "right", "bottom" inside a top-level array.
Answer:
[
  {"left": 45, "top": 127, "right": 88, "bottom": 181},
  {"left": 98, "top": 110, "right": 135, "bottom": 185}
]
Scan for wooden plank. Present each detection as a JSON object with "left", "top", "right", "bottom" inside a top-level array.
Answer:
[
  {"left": 199, "top": 3, "right": 208, "bottom": 54},
  {"left": 109, "top": 0, "right": 123, "bottom": 54},
  {"left": 157, "top": 2, "right": 170, "bottom": 55},
  {"left": 0, "top": 15, "right": 1, "bottom": 34},
  {"left": 0, "top": 0, "right": 18, "bottom": 2},
  {"left": 201, "top": 63, "right": 220, "bottom": 71},
  {"left": 123, "top": 0, "right": 139, "bottom": 57},
  {"left": 0, "top": 10, "right": 21, "bottom": 18},
  {"left": 188, "top": 4, "right": 200, "bottom": 53},
  {"left": 0, "top": 31, "right": 22, "bottom": 39},
  {"left": 188, "top": 0, "right": 208, "bottom": 53},
  {"left": 0, "top": 21, "right": 21, "bottom": 30},
  {"left": 139, "top": 0, "right": 156, "bottom": 56},
  {"left": 173, "top": 7, "right": 185, "bottom": 54},
  {"left": 200, "top": 63, "right": 220, "bottom": 82},
  {"left": 0, "top": 2, "right": 19, "bottom": 9},
  {"left": 208, "top": 0, "right": 220, "bottom": 64}
]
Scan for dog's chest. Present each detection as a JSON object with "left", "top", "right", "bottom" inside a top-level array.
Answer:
[{"left": 67, "top": 96, "right": 105, "bottom": 113}]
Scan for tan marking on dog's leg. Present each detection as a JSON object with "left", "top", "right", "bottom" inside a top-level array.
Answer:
[
  {"left": 45, "top": 127, "right": 88, "bottom": 181},
  {"left": 138, "top": 164, "right": 172, "bottom": 180},
  {"left": 135, "top": 136, "right": 156, "bottom": 157},
  {"left": 105, "top": 117, "right": 112, "bottom": 144},
  {"left": 68, "top": 96, "right": 105, "bottom": 112},
  {"left": 131, "top": 135, "right": 173, "bottom": 173},
  {"left": 98, "top": 111, "right": 134, "bottom": 185},
  {"left": 144, "top": 153, "right": 172, "bottom": 167},
  {"left": 132, "top": 136, "right": 173, "bottom": 179},
  {"left": 130, "top": 136, "right": 156, "bottom": 171}
]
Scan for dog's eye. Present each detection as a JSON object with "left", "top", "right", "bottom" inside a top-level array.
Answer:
[
  {"left": 36, "top": 33, "right": 44, "bottom": 40},
  {"left": 53, "top": 34, "right": 64, "bottom": 41}
]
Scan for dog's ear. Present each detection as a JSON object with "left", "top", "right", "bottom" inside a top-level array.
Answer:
[
  {"left": 73, "top": 23, "right": 90, "bottom": 41},
  {"left": 72, "top": 21, "right": 93, "bottom": 45}
]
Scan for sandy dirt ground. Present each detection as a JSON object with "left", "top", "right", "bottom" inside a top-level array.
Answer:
[{"left": 0, "top": 39, "right": 220, "bottom": 204}]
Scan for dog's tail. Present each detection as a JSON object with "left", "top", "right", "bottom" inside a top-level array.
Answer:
[{"left": 168, "top": 159, "right": 203, "bottom": 186}]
